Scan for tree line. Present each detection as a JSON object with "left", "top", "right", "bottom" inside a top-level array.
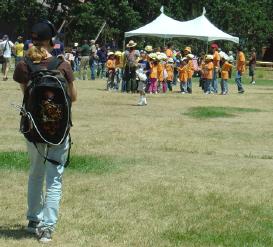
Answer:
[{"left": 0, "top": 0, "right": 272, "bottom": 58}]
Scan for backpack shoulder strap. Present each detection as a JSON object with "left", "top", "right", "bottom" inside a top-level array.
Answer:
[
  {"left": 47, "top": 56, "right": 63, "bottom": 70},
  {"left": 24, "top": 57, "right": 43, "bottom": 73}
]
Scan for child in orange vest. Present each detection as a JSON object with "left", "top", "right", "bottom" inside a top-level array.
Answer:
[
  {"left": 166, "top": 58, "right": 174, "bottom": 91},
  {"left": 178, "top": 58, "right": 188, "bottom": 94},
  {"left": 202, "top": 55, "right": 214, "bottom": 94},
  {"left": 106, "top": 52, "right": 116, "bottom": 90},
  {"left": 148, "top": 53, "right": 158, "bottom": 94},
  {"left": 186, "top": 54, "right": 195, "bottom": 94},
  {"left": 220, "top": 55, "right": 232, "bottom": 95}
]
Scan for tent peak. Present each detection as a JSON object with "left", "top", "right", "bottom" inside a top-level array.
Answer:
[
  {"left": 202, "top": 7, "right": 206, "bottom": 15},
  {"left": 160, "top": 6, "right": 164, "bottom": 13}
]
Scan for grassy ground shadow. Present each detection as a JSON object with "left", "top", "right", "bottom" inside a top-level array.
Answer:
[{"left": 185, "top": 106, "right": 261, "bottom": 119}]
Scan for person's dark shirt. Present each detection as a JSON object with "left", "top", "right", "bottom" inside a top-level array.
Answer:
[
  {"left": 80, "top": 44, "right": 90, "bottom": 56},
  {"left": 97, "top": 49, "right": 107, "bottom": 63}
]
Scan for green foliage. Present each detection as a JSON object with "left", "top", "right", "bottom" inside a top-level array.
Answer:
[{"left": 0, "top": 0, "right": 272, "bottom": 53}]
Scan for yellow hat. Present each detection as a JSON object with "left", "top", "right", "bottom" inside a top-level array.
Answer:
[
  {"left": 184, "top": 46, "right": 192, "bottom": 53},
  {"left": 115, "top": 51, "right": 122, "bottom": 56}
]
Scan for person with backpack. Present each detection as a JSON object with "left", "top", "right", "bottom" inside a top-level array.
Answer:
[
  {"left": 13, "top": 21, "right": 77, "bottom": 243},
  {"left": 0, "top": 34, "right": 14, "bottom": 81}
]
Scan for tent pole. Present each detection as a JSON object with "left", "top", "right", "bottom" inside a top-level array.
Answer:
[
  {"left": 123, "top": 35, "right": 126, "bottom": 51},
  {"left": 206, "top": 40, "right": 209, "bottom": 54}
]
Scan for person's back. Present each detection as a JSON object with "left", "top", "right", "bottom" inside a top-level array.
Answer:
[
  {"left": 13, "top": 20, "right": 77, "bottom": 244},
  {"left": 0, "top": 35, "right": 14, "bottom": 80},
  {"left": 80, "top": 42, "right": 90, "bottom": 57},
  {"left": 79, "top": 40, "right": 90, "bottom": 80},
  {"left": 0, "top": 36, "right": 14, "bottom": 58}
]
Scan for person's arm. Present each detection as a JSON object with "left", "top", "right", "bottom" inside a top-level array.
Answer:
[
  {"left": 68, "top": 81, "right": 77, "bottom": 102},
  {"left": 20, "top": 83, "right": 27, "bottom": 93}
]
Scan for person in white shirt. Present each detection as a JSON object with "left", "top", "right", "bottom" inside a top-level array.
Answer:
[{"left": 0, "top": 35, "right": 14, "bottom": 80}]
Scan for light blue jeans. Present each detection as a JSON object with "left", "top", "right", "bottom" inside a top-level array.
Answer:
[
  {"left": 211, "top": 69, "right": 218, "bottom": 93},
  {"left": 220, "top": 79, "right": 228, "bottom": 94},
  {"left": 187, "top": 78, "right": 192, "bottom": 93},
  {"left": 26, "top": 137, "right": 69, "bottom": 232},
  {"left": 180, "top": 82, "right": 188, "bottom": 93},
  {"left": 235, "top": 71, "right": 244, "bottom": 92}
]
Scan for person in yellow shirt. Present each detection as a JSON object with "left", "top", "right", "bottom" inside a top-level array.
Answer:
[
  {"left": 15, "top": 36, "right": 24, "bottom": 65},
  {"left": 235, "top": 46, "right": 245, "bottom": 93},
  {"left": 211, "top": 43, "right": 220, "bottom": 93},
  {"left": 202, "top": 55, "right": 214, "bottom": 94},
  {"left": 165, "top": 43, "right": 173, "bottom": 58},
  {"left": 220, "top": 55, "right": 233, "bottom": 95},
  {"left": 106, "top": 52, "right": 116, "bottom": 90},
  {"left": 186, "top": 54, "right": 195, "bottom": 94},
  {"left": 166, "top": 58, "right": 174, "bottom": 91},
  {"left": 114, "top": 51, "right": 123, "bottom": 90},
  {"left": 178, "top": 58, "right": 188, "bottom": 94}
]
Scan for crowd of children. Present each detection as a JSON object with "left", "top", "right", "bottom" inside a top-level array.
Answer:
[{"left": 103, "top": 40, "right": 245, "bottom": 105}]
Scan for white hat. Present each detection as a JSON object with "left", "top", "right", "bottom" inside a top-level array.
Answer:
[
  {"left": 145, "top": 45, "right": 153, "bottom": 52},
  {"left": 148, "top": 53, "right": 157, "bottom": 60},
  {"left": 108, "top": 51, "right": 114, "bottom": 56},
  {"left": 160, "top": 53, "right": 168, "bottom": 60},
  {"left": 219, "top": 51, "right": 228, "bottom": 58},
  {"left": 205, "top": 55, "right": 213, "bottom": 60},
  {"left": 168, "top": 58, "right": 174, "bottom": 63},
  {"left": 74, "top": 42, "right": 78, "bottom": 47},
  {"left": 187, "top": 54, "right": 194, "bottom": 59},
  {"left": 126, "top": 40, "right": 137, "bottom": 48}
]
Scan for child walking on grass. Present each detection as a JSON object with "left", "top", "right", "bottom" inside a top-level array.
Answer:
[
  {"left": 202, "top": 55, "right": 214, "bottom": 94},
  {"left": 178, "top": 57, "right": 188, "bottom": 94},
  {"left": 106, "top": 52, "right": 116, "bottom": 90},
  {"left": 166, "top": 58, "right": 174, "bottom": 91},
  {"left": 220, "top": 55, "right": 232, "bottom": 95},
  {"left": 186, "top": 54, "right": 195, "bottom": 94}
]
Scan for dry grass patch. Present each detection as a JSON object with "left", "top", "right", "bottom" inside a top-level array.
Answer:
[{"left": 1, "top": 76, "right": 273, "bottom": 246}]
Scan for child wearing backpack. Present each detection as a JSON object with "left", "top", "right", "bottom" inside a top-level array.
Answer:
[{"left": 13, "top": 21, "right": 77, "bottom": 244}]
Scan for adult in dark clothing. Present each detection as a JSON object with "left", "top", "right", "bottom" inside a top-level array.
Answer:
[
  {"left": 79, "top": 40, "right": 90, "bottom": 80},
  {"left": 96, "top": 46, "right": 107, "bottom": 78},
  {"left": 124, "top": 40, "right": 139, "bottom": 93},
  {"left": 249, "top": 48, "right": 256, "bottom": 84}
]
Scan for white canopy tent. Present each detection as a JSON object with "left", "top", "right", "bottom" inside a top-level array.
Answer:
[{"left": 125, "top": 8, "right": 239, "bottom": 44}]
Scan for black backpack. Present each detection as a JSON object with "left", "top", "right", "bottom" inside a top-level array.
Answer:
[{"left": 20, "top": 57, "right": 72, "bottom": 147}]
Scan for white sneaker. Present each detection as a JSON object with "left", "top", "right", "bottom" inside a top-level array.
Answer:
[
  {"left": 143, "top": 97, "right": 147, "bottom": 105},
  {"left": 137, "top": 97, "right": 145, "bottom": 106},
  {"left": 252, "top": 81, "right": 256, "bottom": 85}
]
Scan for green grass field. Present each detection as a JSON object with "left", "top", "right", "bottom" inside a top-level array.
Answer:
[{"left": 1, "top": 72, "right": 273, "bottom": 247}]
